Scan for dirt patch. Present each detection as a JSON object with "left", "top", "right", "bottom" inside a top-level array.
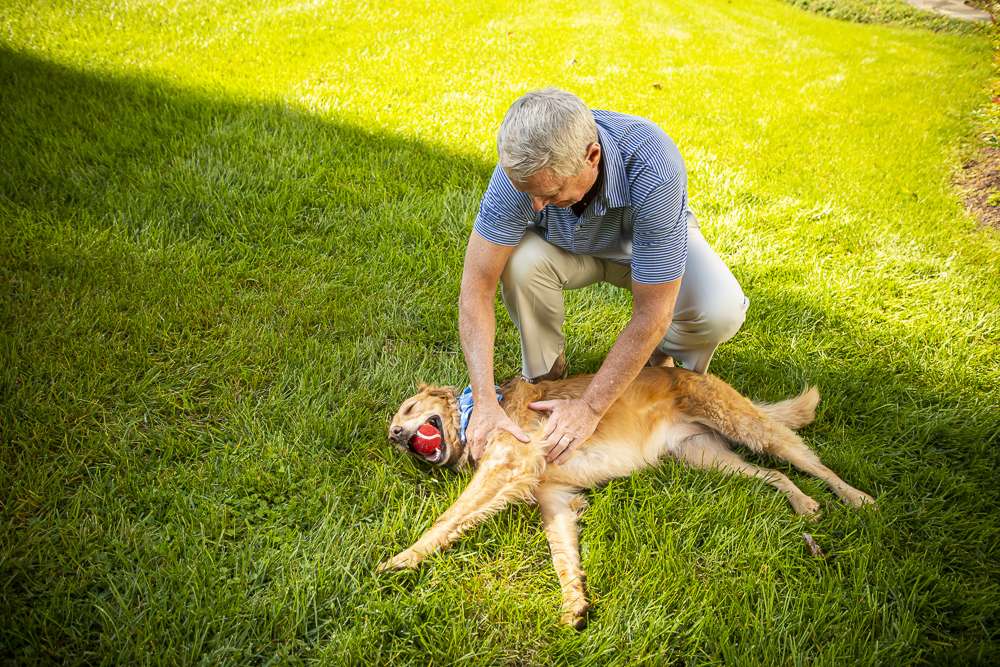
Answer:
[
  {"left": 955, "top": 1, "right": 998, "bottom": 230},
  {"left": 956, "top": 144, "right": 1000, "bottom": 229},
  {"left": 966, "top": 1, "right": 999, "bottom": 15}
]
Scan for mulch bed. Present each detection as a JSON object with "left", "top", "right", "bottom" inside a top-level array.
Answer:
[{"left": 956, "top": 142, "right": 1000, "bottom": 230}]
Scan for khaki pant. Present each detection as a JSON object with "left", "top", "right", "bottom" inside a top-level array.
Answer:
[{"left": 500, "top": 216, "right": 748, "bottom": 377}]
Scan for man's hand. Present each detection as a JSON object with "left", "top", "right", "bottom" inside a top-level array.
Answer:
[
  {"left": 529, "top": 398, "right": 602, "bottom": 465},
  {"left": 467, "top": 399, "right": 531, "bottom": 462},
  {"left": 526, "top": 278, "right": 680, "bottom": 466}
]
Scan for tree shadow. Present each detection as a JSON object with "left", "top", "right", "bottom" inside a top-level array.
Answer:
[
  {"left": 0, "top": 47, "right": 510, "bottom": 661},
  {"left": 0, "top": 46, "right": 513, "bottom": 441}
]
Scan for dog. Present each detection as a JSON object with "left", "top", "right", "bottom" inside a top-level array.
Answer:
[{"left": 379, "top": 366, "right": 875, "bottom": 628}]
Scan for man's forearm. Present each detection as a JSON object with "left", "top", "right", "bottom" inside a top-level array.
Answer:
[
  {"left": 582, "top": 313, "right": 671, "bottom": 416},
  {"left": 459, "top": 289, "right": 498, "bottom": 401}
]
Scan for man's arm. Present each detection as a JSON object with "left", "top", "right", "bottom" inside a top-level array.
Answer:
[
  {"left": 530, "top": 278, "right": 681, "bottom": 463},
  {"left": 459, "top": 230, "right": 530, "bottom": 459},
  {"left": 459, "top": 231, "right": 509, "bottom": 397},
  {"left": 583, "top": 279, "right": 680, "bottom": 413}
]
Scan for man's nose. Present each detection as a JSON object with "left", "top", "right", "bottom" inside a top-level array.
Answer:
[{"left": 531, "top": 197, "right": 547, "bottom": 212}]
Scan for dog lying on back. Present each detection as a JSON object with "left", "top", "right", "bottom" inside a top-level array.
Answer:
[{"left": 380, "top": 366, "right": 874, "bottom": 628}]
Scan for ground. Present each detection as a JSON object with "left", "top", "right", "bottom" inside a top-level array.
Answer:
[
  {"left": 1, "top": 0, "right": 998, "bottom": 664},
  {"left": 789, "top": 0, "right": 1000, "bottom": 230},
  {"left": 956, "top": 0, "right": 1000, "bottom": 229}
]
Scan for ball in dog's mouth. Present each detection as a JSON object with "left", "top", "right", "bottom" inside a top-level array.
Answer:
[{"left": 409, "top": 416, "right": 445, "bottom": 463}]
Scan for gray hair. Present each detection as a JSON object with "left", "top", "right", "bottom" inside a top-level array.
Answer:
[{"left": 497, "top": 88, "right": 598, "bottom": 183}]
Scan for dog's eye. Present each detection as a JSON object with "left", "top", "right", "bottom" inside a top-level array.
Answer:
[{"left": 403, "top": 403, "right": 415, "bottom": 416}]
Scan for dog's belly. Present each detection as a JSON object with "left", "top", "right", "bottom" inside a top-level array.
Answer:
[{"left": 541, "top": 419, "right": 707, "bottom": 488}]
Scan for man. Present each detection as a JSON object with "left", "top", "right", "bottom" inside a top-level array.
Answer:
[{"left": 459, "top": 88, "right": 748, "bottom": 465}]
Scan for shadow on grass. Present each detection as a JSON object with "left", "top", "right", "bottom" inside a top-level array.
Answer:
[
  {"left": 0, "top": 47, "right": 507, "bottom": 663},
  {"left": 2, "top": 47, "right": 998, "bottom": 664},
  {"left": 0, "top": 45, "right": 504, "bottom": 457}
]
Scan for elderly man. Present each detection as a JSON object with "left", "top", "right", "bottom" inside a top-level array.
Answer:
[{"left": 460, "top": 88, "right": 748, "bottom": 464}]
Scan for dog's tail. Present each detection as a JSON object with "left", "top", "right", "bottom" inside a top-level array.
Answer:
[{"left": 753, "top": 386, "right": 820, "bottom": 431}]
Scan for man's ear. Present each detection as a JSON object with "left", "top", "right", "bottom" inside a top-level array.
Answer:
[{"left": 586, "top": 141, "right": 601, "bottom": 167}]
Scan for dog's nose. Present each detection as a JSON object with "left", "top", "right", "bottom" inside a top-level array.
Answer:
[{"left": 390, "top": 425, "right": 404, "bottom": 440}]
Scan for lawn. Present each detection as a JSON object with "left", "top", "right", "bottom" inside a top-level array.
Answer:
[{"left": 1, "top": 0, "right": 998, "bottom": 664}]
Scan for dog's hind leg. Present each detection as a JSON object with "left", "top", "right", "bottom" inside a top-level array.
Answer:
[
  {"left": 684, "top": 376, "right": 875, "bottom": 509},
  {"left": 756, "top": 434, "right": 874, "bottom": 509},
  {"left": 676, "top": 431, "right": 822, "bottom": 518},
  {"left": 377, "top": 436, "right": 545, "bottom": 571},
  {"left": 535, "top": 483, "right": 590, "bottom": 629}
]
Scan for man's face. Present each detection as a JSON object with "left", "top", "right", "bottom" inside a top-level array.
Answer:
[{"left": 512, "top": 142, "right": 601, "bottom": 213}]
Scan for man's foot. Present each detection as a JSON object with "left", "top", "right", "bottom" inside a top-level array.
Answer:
[
  {"left": 524, "top": 351, "right": 568, "bottom": 383},
  {"left": 647, "top": 350, "right": 675, "bottom": 368}
]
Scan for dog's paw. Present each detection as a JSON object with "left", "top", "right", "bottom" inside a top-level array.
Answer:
[
  {"left": 846, "top": 489, "right": 876, "bottom": 509},
  {"left": 376, "top": 550, "right": 421, "bottom": 572},
  {"left": 791, "top": 494, "right": 821, "bottom": 520},
  {"left": 560, "top": 598, "right": 590, "bottom": 630}
]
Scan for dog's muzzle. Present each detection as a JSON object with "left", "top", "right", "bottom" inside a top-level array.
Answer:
[{"left": 390, "top": 415, "right": 447, "bottom": 464}]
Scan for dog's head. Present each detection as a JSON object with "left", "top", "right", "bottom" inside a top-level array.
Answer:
[{"left": 388, "top": 384, "right": 469, "bottom": 470}]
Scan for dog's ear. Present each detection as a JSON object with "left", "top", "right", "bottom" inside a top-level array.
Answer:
[
  {"left": 421, "top": 385, "right": 457, "bottom": 401},
  {"left": 414, "top": 383, "right": 458, "bottom": 401}
]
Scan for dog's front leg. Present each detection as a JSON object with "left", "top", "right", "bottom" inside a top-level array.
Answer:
[
  {"left": 535, "top": 483, "right": 590, "bottom": 629},
  {"left": 378, "top": 436, "right": 544, "bottom": 572}
]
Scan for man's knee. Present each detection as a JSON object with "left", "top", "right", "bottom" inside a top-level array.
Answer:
[
  {"left": 672, "top": 294, "right": 747, "bottom": 348},
  {"left": 699, "top": 295, "right": 748, "bottom": 345}
]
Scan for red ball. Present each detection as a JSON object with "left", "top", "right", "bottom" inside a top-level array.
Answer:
[{"left": 411, "top": 422, "right": 441, "bottom": 455}]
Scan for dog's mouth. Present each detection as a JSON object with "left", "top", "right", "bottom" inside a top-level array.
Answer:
[{"left": 407, "top": 415, "right": 447, "bottom": 464}]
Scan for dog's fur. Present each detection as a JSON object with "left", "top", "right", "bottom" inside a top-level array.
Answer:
[{"left": 381, "top": 366, "right": 874, "bottom": 628}]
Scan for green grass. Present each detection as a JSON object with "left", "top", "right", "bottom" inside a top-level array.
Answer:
[{"left": 1, "top": 0, "right": 998, "bottom": 663}]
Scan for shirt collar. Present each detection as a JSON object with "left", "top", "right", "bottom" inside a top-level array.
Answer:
[{"left": 594, "top": 122, "right": 630, "bottom": 215}]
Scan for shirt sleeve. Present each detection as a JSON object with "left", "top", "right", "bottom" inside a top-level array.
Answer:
[
  {"left": 630, "top": 175, "right": 688, "bottom": 284},
  {"left": 472, "top": 165, "right": 535, "bottom": 246}
]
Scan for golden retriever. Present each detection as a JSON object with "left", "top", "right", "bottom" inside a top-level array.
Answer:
[{"left": 379, "top": 366, "right": 874, "bottom": 628}]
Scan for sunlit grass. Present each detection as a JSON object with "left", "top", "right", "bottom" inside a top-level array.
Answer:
[{"left": 1, "top": 0, "right": 997, "bottom": 663}]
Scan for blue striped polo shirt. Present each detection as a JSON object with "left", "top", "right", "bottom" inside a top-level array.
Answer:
[{"left": 473, "top": 109, "right": 691, "bottom": 284}]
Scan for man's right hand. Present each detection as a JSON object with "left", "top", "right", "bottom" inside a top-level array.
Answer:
[{"left": 467, "top": 398, "right": 531, "bottom": 462}]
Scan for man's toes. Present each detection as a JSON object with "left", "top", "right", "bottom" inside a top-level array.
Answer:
[{"left": 375, "top": 559, "right": 398, "bottom": 573}]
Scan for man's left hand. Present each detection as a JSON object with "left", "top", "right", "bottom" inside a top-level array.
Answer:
[{"left": 528, "top": 398, "right": 603, "bottom": 465}]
